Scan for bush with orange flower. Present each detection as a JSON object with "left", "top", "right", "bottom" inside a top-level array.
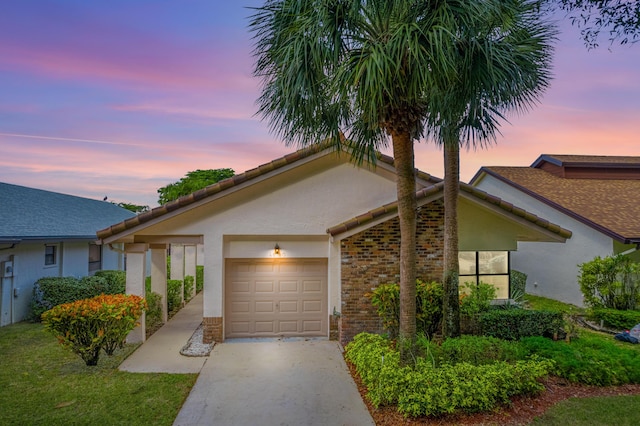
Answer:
[{"left": 41, "top": 294, "right": 147, "bottom": 366}]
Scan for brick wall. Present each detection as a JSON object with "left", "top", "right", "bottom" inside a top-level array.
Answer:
[
  {"left": 339, "top": 200, "right": 445, "bottom": 345},
  {"left": 203, "top": 316, "right": 223, "bottom": 343}
]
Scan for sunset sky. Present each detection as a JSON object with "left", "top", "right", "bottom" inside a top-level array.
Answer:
[{"left": 1, "top": 1, "right": 638, "bottom": 208}]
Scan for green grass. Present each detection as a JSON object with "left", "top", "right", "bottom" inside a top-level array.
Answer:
[
  {"left": 0, "top": 322, "right": 197, "bottom": 425},
  {"left": 531, "top": 394, "right": 640, "bottom": 425},
  {"left": 523, "top": 294, "right": 585, "bottom": 314}
]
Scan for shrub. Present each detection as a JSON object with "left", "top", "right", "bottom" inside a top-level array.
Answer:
[
  {"left": 521, "top": 335, "right": 640, "bottom": 386},
  {"left": 579, "top": 254, "right": 640, "bottom": 310},
  {"left": 345, "top": 332, "right": 552, "bottom": 417},
  {"left": 167, "top": 279, "right": 183, "bottom": 312},
  {"left": 479, "top": 309, "right": 563, "bottom": 340},
  {"left": 196, "top": 265, "right": 204, "bottom": 293},
  {"left": 459, "top": 282, "right": 496, "bottom": 317},
  {"left": 184, "top": 275, "right": 195, "bottom": 301},
  {"left": 370, "top": 280, "right": 443, "bottom": 339},
  {"left": 31, "top": 277, "right": 95, "bottom": 320},
  {"left": 510, "top": 270, "right": 527, "bottom": 301},
  {"left": 436, "top": 335, "right": 526, "bottom": 366},
  {"left": 145, "top": 291, "right": 163, "bottom": 330},
  {"left": 41, "top": 294, "right": 146, "bottom": 366},
  {"left": 93, "top": 270, "right": 126, "bottom": 294},
  {"left": 590, "top": 308, "right": 640, "bottom": 330}
]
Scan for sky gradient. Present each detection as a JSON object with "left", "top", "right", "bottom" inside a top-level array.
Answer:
[{"left": 1, "top": 1, "right": 638, "bottom": 208}]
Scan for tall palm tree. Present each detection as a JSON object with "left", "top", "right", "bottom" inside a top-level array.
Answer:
[
  {"left": 249, "top": 0, "right": 554, "bottom": 355},
  {"left": 427, "top": 1, "right": 556, "bottom": 337}
]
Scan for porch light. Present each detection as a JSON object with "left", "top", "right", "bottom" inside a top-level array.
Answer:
[{"left": 274, "top": 244, "right": 280, "bottom": 255}]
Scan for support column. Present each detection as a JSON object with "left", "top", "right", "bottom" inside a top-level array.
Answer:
[
  {"left": 150, "top": 244, "right": 168, "bottom": 323},
  {"left": 125, "top": 243, "right": 148, "bottom": 343},
  {"left": 184, "top": 245, "right": 197, "bottom": 301},
  {"left": 170, "top": 244, "right": 185, "bottom": 305}
]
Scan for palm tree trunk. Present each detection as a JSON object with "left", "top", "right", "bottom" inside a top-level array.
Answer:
[
  {"left": 392, "top": 131, "right": 417, "bottom": 363},
  {"left": 442, "top": 140, "right": 461, "bottom": 338}
]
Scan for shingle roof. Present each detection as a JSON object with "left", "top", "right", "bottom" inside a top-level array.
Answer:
[
  {"left": 97, "top": 144, "right": 441, "bottom": 240},
  {"left": 0, "top": 182, "right": 135, "bottom": 241},
  {"left": 477, "top": 166, "right": 640, "bottom": 242},
  {"left": 533, "top": 154, "right": 640, "bottom": 167},
  {"left": 327, "top": 181, "right": 572, "bottom": 239}
]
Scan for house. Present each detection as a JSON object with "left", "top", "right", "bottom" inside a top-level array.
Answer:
[
  {"left": 96, "top": 145, "right": 570, "bottom": 345},
  {"left": 471, "top": 154, "right": 640, "bottom": 307},
  {"left": 0, "top": 182, "right": 135, "bottom": 326}
]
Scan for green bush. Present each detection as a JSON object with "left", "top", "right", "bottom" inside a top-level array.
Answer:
[
  {"left": 479, "top": 309, "right": 563, "bottom": 340},
  {"left": 184, "top": 275, "right": 195, "bottom": 301},
  {"left": 510, "top": 270, "right": 527, "bottom": 300},
  {"left": 196, "top": 265, "right": 204, "bottom": 293},
  {"left": 436, "top": 335, "right": 526, "bottom": 366},
  {"left": 93, "top": 270, "right": 126, "bottom": 294},
  {"left": 460, "top": 282, "right": 496, "bottom": 317},
  {"left": 41, "top": 294, "right": 146, "bottom": 366},
  {"left": 145, "top": 291, "right": 163, "bottom": 330},
  {"left": 345, "top": 333, "right": 552, "bottom": 417},
  {"left": 579, "top": 254, "right": 640, "bottom": 310},
  {"left": 31, "top": 277, "right": 97, "bottom": 320},
  {"left": 521, "top": 335, "right": 640, "bottom": 386},
  {"left": 167, "top": 279, "right": 183, "bottom": 312},
  {"left": 590, "top": 308, "right": 640, "bottom": 330},
  {"left": 370, "top": 280, "right": 443, "bottom": 339}
]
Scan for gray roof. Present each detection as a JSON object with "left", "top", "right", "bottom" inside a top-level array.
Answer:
[{"left": 0, "top": 182, "right": 136, "bottom": 242}]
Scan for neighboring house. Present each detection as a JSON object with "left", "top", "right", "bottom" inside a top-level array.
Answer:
[
  {"left": 96, "top": 145, "right": 570, "bottom": 345},
  {"left": 471, "top": 154, "right": 640, "bottom": 307},
  {"left": 0, "top": 182, "right": 135, "bottom": 326}
]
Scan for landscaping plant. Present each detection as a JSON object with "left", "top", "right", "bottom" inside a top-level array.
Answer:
[
  {"left": 184, "top": 275, "right": 195, "bottom": 301},
  {"left": 579, "top": 254, "right": 640, "bottom": 310},
  {"left": 41, "top": 294, "right": 146, "bottom": 366}
]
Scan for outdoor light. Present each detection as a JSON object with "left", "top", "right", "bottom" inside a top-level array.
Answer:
[{"left": 274, "top": 244, "right": 280, "bottom": 255}]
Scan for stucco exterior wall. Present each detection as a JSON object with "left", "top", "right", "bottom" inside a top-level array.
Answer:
[
  {"left": 339, "top": 200, "right": 445, "bottom": 345},
  {"left": 474, "top": 175, "right": 612, "bottom": 306}
]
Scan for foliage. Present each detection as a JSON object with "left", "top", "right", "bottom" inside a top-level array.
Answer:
[
  {"left": 157, "top": 168, "right": 234, "bottom": 205},
  {"left": 479, "top": 309, "right": 564, "bottom": 340},
  {"left": 590, "top": 308, "right": 640, "bottom": 330},
  {"left": 579, "top": 254, "right": 640, "bottom": 310},
  {"left": 167, "top": 279, "right": 183, "bottom": 312},
  {"left": 510, "top": 269, "right": 527, "bottom": 301},
  {"left": 557, "top": 0, "right": 640, "bottom": 48},
  {"left": 459, "top": 282, "right": 497, "bottom": 317},
  {"left": 145, "top": 291, "right": 163, "bottom": 331},
  {"left": 183, "top": 275, "right": 195, "bottom": 301},
  {"left": 370, "top": 281, "right": 443, "bottom": 339},
  {"left": 114, "top": 202, "right": 149, "bottom": 213},
  {"left": 196, "top": 265, "right": 204, "bottom": 293},
  {"left": 167, "top": 255, "right": 171, "bottom": 279},
  {"left": 0, "top": 322, "right": 196, "bottom": 425},
  {"left": 94, "top": 270, "right": 126, "bottom": 294},
  {"left": 41, "top": 294, "right": 147, "bottom": 366},
  {"left": 345, "top": 333, "right": 551, "bottom": 417},
  {"left": 521, "top": 333, "right": 640, "bottom": 386},
  {"left": 435, "top": 335, "right": 526, "bottom": 366}
]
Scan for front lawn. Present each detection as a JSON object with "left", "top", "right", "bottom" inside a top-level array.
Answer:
[{"left": 0, "top": 322, "right": 197, "bottom": 425}]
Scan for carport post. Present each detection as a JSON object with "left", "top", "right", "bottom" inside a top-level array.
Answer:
[
  {"left": 150, "top": 244, "right": 168, "bottom": 323},
  {"left": 125, "top": 243, "right": 148, "bottom": 343}
]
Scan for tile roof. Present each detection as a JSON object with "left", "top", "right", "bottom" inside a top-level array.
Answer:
[
  {"left": 97, "top": 144, "right": 441, "bottom": 241},
  {"left": 478, "top": 166, "right": 640, "bottom": 242},
  {"left": 327, "top": 181, "right": 572, "bottom": 239},
  {"left": 0, "top": 182, "right": 135, "bottom": 241}
]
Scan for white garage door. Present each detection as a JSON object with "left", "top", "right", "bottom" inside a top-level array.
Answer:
[{"left": 225, "top": 258, "right": 328, "bottom": 338}]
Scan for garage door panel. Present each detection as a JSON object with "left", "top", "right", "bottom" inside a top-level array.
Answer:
[{"left": 225, "top": 258, "right": 327, "bottom": 338}]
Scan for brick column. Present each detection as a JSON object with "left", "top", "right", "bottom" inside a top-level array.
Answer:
[{"left": 203, "top": 317, "right": 223, "bottom": 343}]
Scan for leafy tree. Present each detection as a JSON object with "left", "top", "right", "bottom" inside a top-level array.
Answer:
[
  {"left": 157, "top": 169, "right": 235, "bottom": 205},
  {"left": 556, "top": 0, "right": 640, "bottom": 48},
  {"left": 427, "top": 1, "right": 555, "bottom": 336},
  {"left": 249, "top": 0, "right": 553, "bottom": 357},
  {"left": 114, "top": 202, "right": 149, "bottom": 213}
]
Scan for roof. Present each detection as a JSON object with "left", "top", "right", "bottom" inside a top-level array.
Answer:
[
  {"left": 327, "top": 181, "right": 572, "bottom": 239},
  {"left": 474, "top": 165, "right": 640, "bottom": 243},
  {"left": 0, "top": 182, "right": 136, "bottom": 242},
  {"left": 532, "top": 154, "right": 640, "bottom": 168},
  {"left": 97, "top": 144, "right": 441, "bottom": 241}
]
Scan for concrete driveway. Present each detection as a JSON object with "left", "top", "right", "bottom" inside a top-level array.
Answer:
[{"left": 173, "top": 339, "right": 375, "bottom": 426}]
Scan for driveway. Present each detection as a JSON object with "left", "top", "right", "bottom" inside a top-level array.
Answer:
[{"left": 173, "top": 339, "right": 375, "bottom": 426}]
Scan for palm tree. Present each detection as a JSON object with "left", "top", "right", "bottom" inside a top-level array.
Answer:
[
  {"left": 249, "top": 0, "right": 554, "bottom": 355},
  {"left": 427, "top": 1, "right": 556, "bottom": 337}
]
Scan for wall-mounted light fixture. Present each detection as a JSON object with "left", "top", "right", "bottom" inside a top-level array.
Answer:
[{"left": 274, "top": 243, "right": 280, "bottom": 256}]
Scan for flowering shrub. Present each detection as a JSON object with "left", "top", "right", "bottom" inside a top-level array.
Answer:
[{"left": 41, "top": 294, "right": 147, "bottom": 366}]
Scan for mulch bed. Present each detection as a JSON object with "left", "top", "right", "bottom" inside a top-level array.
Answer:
[{"left": 347, "top": 361, "right": 640, "bottom": 425}]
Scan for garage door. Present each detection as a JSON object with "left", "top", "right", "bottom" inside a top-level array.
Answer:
[{"left": 225, "top": 258, "right": 328, "bottom": 338}]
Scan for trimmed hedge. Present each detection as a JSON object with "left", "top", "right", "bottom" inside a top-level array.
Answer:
[
  {"left": 93, "top": 270, "right": 126, "bottom": 294},
  {"left": 196, "top": 265, "right": 204, "bottom": 293},
  {"left": 590, "top": 308, "right": 640, "bottom": 330},
  {"left": 184, "top": 275, "right": 195, "bottom": 301},
  {"left": 479, "top": 309, "right": 563, "bottom": 340},
  {"left": 167, "top": 279, "right": 183, "bottom": 312}
]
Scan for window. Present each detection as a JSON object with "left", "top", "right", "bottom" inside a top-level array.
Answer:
[
  {"left": 459, "top": 251, "right": 510, "bottom": 298},
  {"left": 89, "top": 243, "right": 102, "bottom": 273},
  {"left": 44, "top": 244, "right": 58, "bottom": 266}
]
